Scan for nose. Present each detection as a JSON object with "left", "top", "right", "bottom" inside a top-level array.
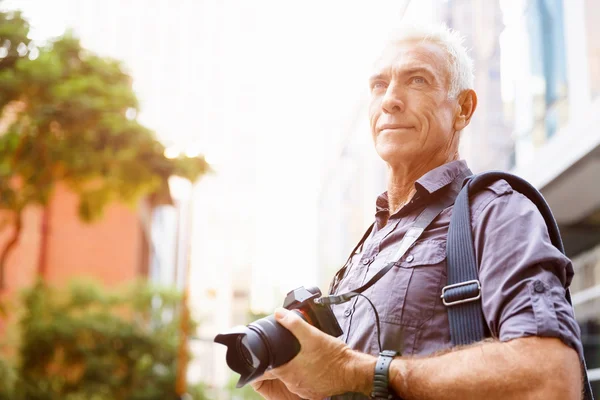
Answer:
[{"left": 381, "top": 83, "right": 405, "bottom": 114}]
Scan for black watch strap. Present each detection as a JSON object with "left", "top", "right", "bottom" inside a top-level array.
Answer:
[{"left": 371, "top": 350, "right": 399, "bottom": 399}]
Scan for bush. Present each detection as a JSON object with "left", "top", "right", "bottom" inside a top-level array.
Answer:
[
  {"left": 4, "top": 279, "right": 206, "bottom": 400},
  {"left": 225, "top": 374, "right": 263, "bottom": 400},
  {"left": 0, "top": 357, "right": 17, "bottom": 400}
]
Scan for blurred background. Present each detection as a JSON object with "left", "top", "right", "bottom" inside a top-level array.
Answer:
[{"left": 0, "top": 0, "right": 599, "bottom": 398}]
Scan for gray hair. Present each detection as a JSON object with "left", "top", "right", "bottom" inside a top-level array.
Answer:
[{"left": 388, "top": 24, "right": 474, "bottom": 99}]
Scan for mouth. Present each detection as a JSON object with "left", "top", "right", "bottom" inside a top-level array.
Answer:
[{"left": 378, "top": 124, "right": 413, "bottom": 133}]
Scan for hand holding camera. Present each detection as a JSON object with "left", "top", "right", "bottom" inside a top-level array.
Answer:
[{"left": 213, "top": 286, "right": 343, "bottom": 388}]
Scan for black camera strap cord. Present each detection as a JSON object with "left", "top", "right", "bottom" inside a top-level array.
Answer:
[
  {"left": 317, "top": 190, "right": 459, "bottom": 307},
  {"left": 315, "top": 178, "right": 464, "bottom": 351}
]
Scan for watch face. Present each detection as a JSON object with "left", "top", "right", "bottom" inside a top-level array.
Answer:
[{"left": 380, "top": 350, "right": 399, "bottom": 357}]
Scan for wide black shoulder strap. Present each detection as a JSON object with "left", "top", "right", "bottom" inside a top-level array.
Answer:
[{"left": 445, "top": 170, "right": 594, "bottom": 400}]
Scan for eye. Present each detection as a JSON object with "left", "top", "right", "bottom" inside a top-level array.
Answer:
[
  {"left": 410, "top": 76, "right": 427, "bottom": 85},
  {"left": 371, "top": 81, "right": 388, "bottom": 92}
]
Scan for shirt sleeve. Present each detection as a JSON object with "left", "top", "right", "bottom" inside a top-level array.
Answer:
[{"left": 472, "top": 187, "right": 583, "bottom": 357}]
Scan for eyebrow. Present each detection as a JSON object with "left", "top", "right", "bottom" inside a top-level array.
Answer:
[
  {"left": 369, "top": 65, "right": 439, "bottom": 84},
  {"left": 368, "top": 73, "right": 387, "bottom": 84},
  {"left": 402, "top": 66, "right": 437, "bottom": 80}
]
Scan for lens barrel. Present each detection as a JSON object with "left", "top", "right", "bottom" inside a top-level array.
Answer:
[
  {"left": 214, "top": 313, "right": 302, "bottom": 387},
  {"left": 214, "top": 286, "right": 343, "bottom": 388}
]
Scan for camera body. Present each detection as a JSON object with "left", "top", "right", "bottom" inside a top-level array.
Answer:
[
  {"left": 281, "top": 286, "right": 343, "bottom": 337},
  {"left": 214, "top": 286, "right": 342, "bottom": 388}
]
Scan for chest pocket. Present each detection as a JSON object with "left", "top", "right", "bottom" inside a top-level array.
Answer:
[{"left": 375, "top": 239, "right": 447, "bottom": 327}]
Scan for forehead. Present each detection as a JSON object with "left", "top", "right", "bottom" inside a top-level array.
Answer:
[{"left": 372, "top": 40, "right": 449, "bottom": 80}]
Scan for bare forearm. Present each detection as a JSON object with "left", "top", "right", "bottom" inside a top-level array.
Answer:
[
  {"left": 350, "top": 337, "right": 581, "bottom": 400},
  {"left": 390, "top": 337, "right": 581, "bottom": 400}
]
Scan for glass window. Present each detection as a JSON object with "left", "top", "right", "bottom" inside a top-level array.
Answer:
[
  {"left": 526, "top": 0, "right": 569, "bottom": 139},
  {"left": 575, "top": 296, "right": 600, "bottom": 397},
  {"left": 585, "top": 0, "right": 600, "bottom": 99},
  {"left": 572, "top": 244, "right": 600, "bottom": 395},
  {"left": 499, "top": 0, "right": 569, "bottom": 168}
]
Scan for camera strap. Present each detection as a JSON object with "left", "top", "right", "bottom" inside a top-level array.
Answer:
[{"left": 316, "top": 178, "right": 464, "bottom": 306}]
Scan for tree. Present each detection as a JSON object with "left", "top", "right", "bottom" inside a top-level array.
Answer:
[
  {"left": 0, "top": 7, "right": 209, "bottom": 287},
  {"left": 0, "top": 356, "right": 17, "bottom": 400},
  {"left": 9, "top": 279, "right": 208, "bottom": 400}
]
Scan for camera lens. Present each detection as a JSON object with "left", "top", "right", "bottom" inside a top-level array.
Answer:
[
  {"left": 214, "top": 314, "right": 302, "bottom": 387},
  {"left": 215, "top": 287, "right": 343, "bottom": 388},
  {"left": 238, "top": 336, "right": 258, "bottom": 368}
]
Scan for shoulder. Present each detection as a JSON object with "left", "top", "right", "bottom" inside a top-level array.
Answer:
[
  {"left": 466, "top": 177, "right": 571, "bottom": 275},
  {"left": 466, "top": 177, "right": 563, "bottom": 265},
  {"left": 468, "top": 178, "right": 537, "bottom": 223}
]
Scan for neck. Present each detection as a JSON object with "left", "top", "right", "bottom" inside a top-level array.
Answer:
[{"left": 386, "top": 152, "right": 459, "bottom": 215}]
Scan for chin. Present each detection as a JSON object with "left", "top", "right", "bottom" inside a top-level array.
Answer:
[{"left": 375, "top": 145, "right": 409, "bottom": 165}]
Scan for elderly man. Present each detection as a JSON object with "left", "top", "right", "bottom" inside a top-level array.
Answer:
[{"left": 252, "top": 24, "right": 585, "bottom": 399}]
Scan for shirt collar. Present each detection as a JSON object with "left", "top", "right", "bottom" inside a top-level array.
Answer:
[{"left": 375, "top": 159, "right": 471, "bottom": 215}]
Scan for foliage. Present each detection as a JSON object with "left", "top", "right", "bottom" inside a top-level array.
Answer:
[
  {"left": 187, "top": 382, "right": 213, "bottom": 400},
  {"left": 0, "top": 279, "right": 207, "bottom": 400},
  {"left": 0, "top": 357, "right": 17, "bottom": 400},
  {"left": 0, "top": 9, "right": 209, "bottom": 219},
  {"left": 225, "top": 374, "right": 263, "bottom": 400},
  {"left": 0, "top": 7, "right": 210, "bottom": 285}
]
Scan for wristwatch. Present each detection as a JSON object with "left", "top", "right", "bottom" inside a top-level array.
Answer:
[{"left": 371, "top": 350, "right": 399, "bottom": 399}]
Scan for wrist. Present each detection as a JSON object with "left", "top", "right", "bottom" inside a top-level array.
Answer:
[
  {"left": 388, "top": 357, "right": 408, "bottom": 397},
  {"left": 344, "top": 350, "right": 377, "bottom": 396}
]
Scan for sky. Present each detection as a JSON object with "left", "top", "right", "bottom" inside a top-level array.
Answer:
[{"left": 2, "top": 0, "right": 438, "bottom": 310}]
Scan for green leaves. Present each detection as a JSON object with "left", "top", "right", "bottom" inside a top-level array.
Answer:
[
  {"left": 0, "top": 9, "right": 31, "bottom": 73},
  {"left": 0, "top": 8, "right": 210, "bottom": 224},
  {"left": 7, "top": 279, "right": 196, "bottom": 400}
]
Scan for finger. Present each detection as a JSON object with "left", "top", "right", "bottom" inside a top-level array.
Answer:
[
  {"left": 261, "top": 370, "right": 276, "bottom": 380},
  {"left": 252, "top": 370, "right": 276, "bottom": 383},
  {"left": 250, "top": 380, "right": 264, "bottom": 391},
  {"left": 274, "top": 308, "right": 318, "bottom": 342}
]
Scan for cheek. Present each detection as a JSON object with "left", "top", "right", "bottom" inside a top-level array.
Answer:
[
  {"left": 415, "top": 99, "right": 449, "bottom": 132},
  {"left": 430, "top": 106, "right": 454, "bottom": 131},
  {"left": 368, "top": 104, "right": 380, "bottom": 136}
]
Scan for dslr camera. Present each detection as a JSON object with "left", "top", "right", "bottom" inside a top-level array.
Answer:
[{"left": 214, "top": 286, "right": 342, "bottom": 387}]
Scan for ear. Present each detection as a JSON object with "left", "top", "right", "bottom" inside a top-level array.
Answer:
[{"left": 453, "top": 89, "right": 478, "bottom": 132}]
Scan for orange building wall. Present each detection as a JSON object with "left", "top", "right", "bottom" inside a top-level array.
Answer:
[
  {"left": 43, "top": 184, "right": 144, "bottom": 287},
  {"left": 0, "top": 184, "right": 146, "bottom": 336}
]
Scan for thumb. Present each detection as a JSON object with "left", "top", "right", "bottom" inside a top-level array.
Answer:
[
  {"left": 252, "top": 370, "right": 276, "bottom": 383},
  {"left": 274, "top": 308, "right": 314, "bottom": 341}
]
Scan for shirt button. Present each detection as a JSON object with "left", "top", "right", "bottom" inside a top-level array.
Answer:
[
  {"left": 362, "top": 258, "right": 370, "bottom": 265},
  {"left": 406, "top": 255, "right": 414, "bottom": 262},
  {"left": 534, "top": 280, "right": 545, "bottom": 293},
  {"left": 344, "top": 309, "right": 352, "bottom": 317}
]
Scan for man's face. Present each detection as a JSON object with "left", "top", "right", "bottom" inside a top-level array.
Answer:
[{"left": 368, "top": 40, "right": 461, "bottom": 168}]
